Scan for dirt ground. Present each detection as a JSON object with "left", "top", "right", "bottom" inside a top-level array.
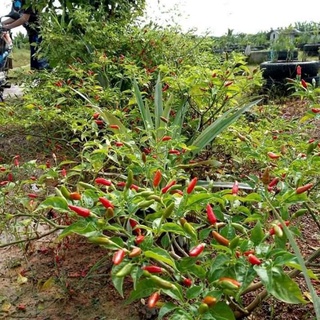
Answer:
[
  {"left": 0, "top": 214, "right": 319, "bottom": 320},
  {"left": 0, "top": 234, "right": 153, "bottom": 320}
]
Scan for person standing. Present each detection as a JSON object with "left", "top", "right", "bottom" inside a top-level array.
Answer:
[{"left": 2, "top": 0, "right": 49, "bottom": 70}]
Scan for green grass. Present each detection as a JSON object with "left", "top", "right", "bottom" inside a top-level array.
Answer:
[{"left": 10, "top": 47, "right": 30, "bottom": 69}]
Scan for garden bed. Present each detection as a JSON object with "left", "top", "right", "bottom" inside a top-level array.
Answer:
[
  {"left": 0, "top": 97, "right": 319, "bottom": 320},
  {"left": 0, "top": 214, "right": 319, "bottom": 319}
]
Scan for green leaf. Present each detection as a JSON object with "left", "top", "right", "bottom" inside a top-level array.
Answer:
[
  {"left": 286, "top": 262, "right": 318, "bottom": 280},
  {"left": 100, "top": 110, "right": 127, "bottom": 133},
  {"left": 154, "top": 73, "right": 163, "bottom": 132},
  {"left": 190, "top": 99, "right": 261, "bottom": 156},
  {"left": 111, "top": 264, "right": 125, "bottom": 298},
  {"left": 126, "top": 279, "right": 156, "bottom": 304},
  {"left": 158, "top": 302, "right": 177, "bottom": 319},
  {"left": 38, "top": 196, "right": 69, "bottom": 211},
  {"left": 163, "top": 284, "right": 184, "bottom": 302},
  {"left": 57, "top": 220, "right": 97, "bottom": 240},
  {"left": 144, "top": 247, "right": 176, "bottom": 269},
  {"left": 172, "top": 99, "right": 189, "bottom": 138},
  {"left": 177, "top": 257, "right": 197, "bottom": 271},
  {"left": 133, "top": 80, "right": 154, "bottom": 131},
  {"left": 186, "top": 285, "right": 203, "bottom": 299},
  {"left": 161, "top": 223, "right": 185, "bottom": 235},
  {"left": 130, "top": 265, "right": 144, "bottom": 290},
  {"left": 186, "top": 193, "right": 214, "bottom": 208},
  {"left": 242, "top": 193, "right": 262, "bottom": 202},
  {"left": 250, "top": 221, "right": 265, "bottom": 245},
  {"left": 170, "top": 309, "right": 194, "bottom": 320},
  {"left": 209, "top": 301, "right": 236, "bottom": 320},
  {"left": 255, "top": 266, "right": 306, "bottom": 304}
]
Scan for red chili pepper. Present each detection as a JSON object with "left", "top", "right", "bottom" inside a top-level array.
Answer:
[
  {"left": 296, "top": 65, "right": 301, "bottom": 76},
  {"left": 130, "top": 184, "right": 139, "bottom": 191},
  {"left": 69, "top": 192, "right": 81, "bottom": 200},
  {"left": 95, "top": 177, "right": 112, "bottom": 186},
  {"left": 169, "top": 149, "right": 180, "bottom": 155},
  {"left": 162, "top": 83, "right": 169, "bottom": 92},
  {"left": 143, "top": 147, "right": 151, "bottom": 154},
  {"left": 187, "top": 177, "right": 198, "bottom": 194},
  {"left": 170, "top": 189, "right": 184, "bottom": 196},
  {"left": 248, "top": 254, "right": 262, "bottom": 265},
  {"left": 224, "top": 81, "right": 233, "bottom": 87},
  {"left": 117, "top": 181, "right": 126, "bottom": 187},
  {"left": 7, "top": 172, "right": 13, "bottom": 182},
  {"left": 311, "top": 108, "right": 320, "bottom": 113},
  {"left": 115, "top": 141, "right": 124, "bottom": 147},
  {"left": 14, "top": 158, "right": 19, "bottom": 167},
  {"left": 267, "top": 152, "right": 281, "bottom": 159},
  {"left": 61, "top": 168, "right": 67, "bottom": 177},
  {"left": 99, "top": 197, "right": 114, "bottom": 209},
  {"left": 148, "top": 292, "right": 160, "bottom": 308},
  {"left": 93, "top": 112, "right": 100, "bottom": 119},
  {"left": 95, "top": 120, "right": 104, "bottom": 126},
  {"left": 182, "top": 278, "right": 192, "bottom": 287},
  {"left": 153, "top": 169, "right": 162, "bottom": 187},
  {"left": 206, "top": 204, "right": 217, "bottom": 225},
  {"left": 231, "top": 180, "right": 239, "bottom": 195},
  {"left": 129, "top": 219, "right": 141, "bottom": 235},
  {"left": 301, "top": 79, "right": 307, "bottom": 88},
  {"left": 17, "top": 304, "right": 26, "bottom": 311},
  {"left": 161, "top": 180, "right": 176, "bottom": 194},
  {"left": 68, "top": 205, "right": 90, "bottom": 218},
  {"left": 268, "top": 177, "right": 279, "bottom": 188},
  {"left": 135, "top": 234, "right": 145, "bottom": 245},
  {"left": 0, "top": 181, "right": 9, "bottom": 186},
  {"left": 112, "top": 249, "right": 126, "bottom": 265},
  {"left": 141, "top": 265, "right": 163, "bottom": 273},
  {"left": 27, "top": 193, "right": 38, "bottom": 199},
  {"left": 161, "top": 136, "right": 172, "bottom": 141},
  {"left": 109, "top": 124, "right": 120, "bottom": 130},
  {"left": 296, "top": 183, "right": 313, "bottom": 194},
  {"left": 189, "top": 243, "right": 205, "bottom": 257},
  {"left": 243, "top": 249, "right": 255, "bottom": 256}
]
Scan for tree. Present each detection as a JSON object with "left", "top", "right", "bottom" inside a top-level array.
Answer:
[{"left": 27, "top": 0, "right": 146, "bottom": 22}]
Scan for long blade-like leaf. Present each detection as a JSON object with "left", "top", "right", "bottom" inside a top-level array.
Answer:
[
  {"left": 154, "top": 73, "right": 163, "bottom": 131},
  {"left": 157, "top": 94, "right": 173, "bottom": 139},
  {"left": 133, "top": 80, "right": 154, "bottom": 131},
  {"left": 190, "top": 99, "right": 261, "bottom": 155},
  {"left": 172, "top": 99, "right": 190, "bottom": 138}
]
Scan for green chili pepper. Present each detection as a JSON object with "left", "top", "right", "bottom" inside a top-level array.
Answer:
[{"left": 115, "top": 263, "right": 134, "bottom": 277}]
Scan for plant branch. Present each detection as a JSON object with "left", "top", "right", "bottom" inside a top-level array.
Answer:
[
  {"left": 172, "top": 236, "right": 188, "bottom": 257},
  {"left": 0, "top": 228, "right": 60, "bottom": 248},
  {"left": 303, "top": 202, "right": 320, "bottom": 231},
  {"left": 10, "top": 213, "right": 66, "bottom": 229}
]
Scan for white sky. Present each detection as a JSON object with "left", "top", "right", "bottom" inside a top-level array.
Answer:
[
  {"left": 146, "top": 0, "right": 320, "bottom": 35},
  {"left": 1, "top": 0, "right": 320, "bottom": 37}
]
